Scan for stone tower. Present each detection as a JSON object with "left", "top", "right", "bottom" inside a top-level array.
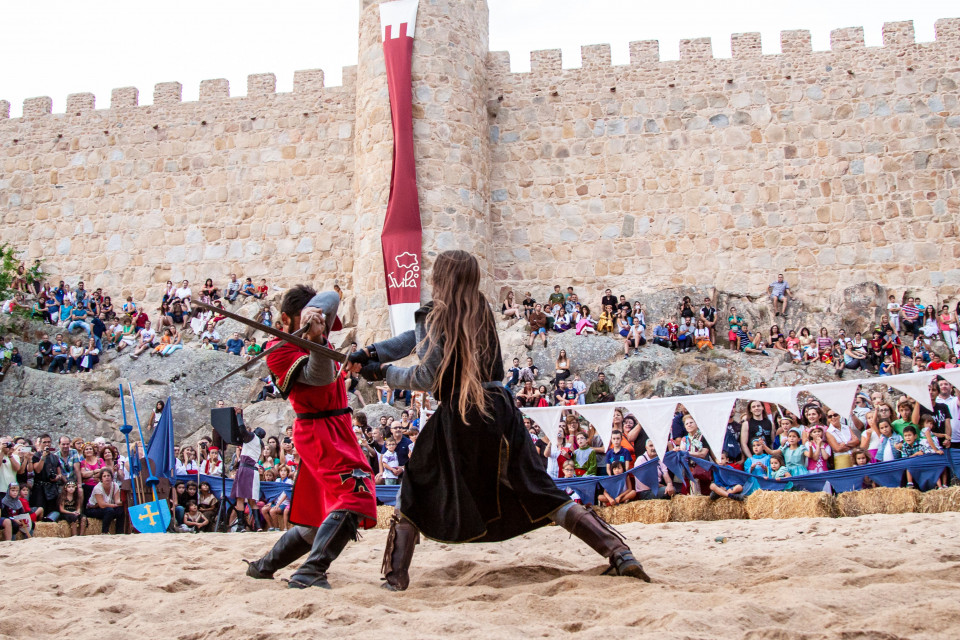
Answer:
[{"left": 353, "top": 0, "right": 492, "bottom": 342}]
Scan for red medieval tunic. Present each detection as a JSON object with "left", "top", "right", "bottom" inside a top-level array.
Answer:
[{"left": 267, "top": 339, "right": 377, "bottom": 529}]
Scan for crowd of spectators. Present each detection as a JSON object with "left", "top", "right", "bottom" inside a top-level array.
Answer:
[
  {"left": 520, "top": 376, "right": 957, "bottom": 506},
  {"left": 0, "top": 397, "right": 433, "bottom": 540}
]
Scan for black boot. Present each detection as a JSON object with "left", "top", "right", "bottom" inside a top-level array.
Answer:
[
  {"left": 381, "top": 514, "right": 419, "bottom": 591},
  {"left": 553, "top": 503, "right": 651, "bottom": 582},
  {"left": 243, "top": 527, "right": 313, "bottom": 579},
  {"left": 287, "top": 511, "right": 358, "bottom": 589}
]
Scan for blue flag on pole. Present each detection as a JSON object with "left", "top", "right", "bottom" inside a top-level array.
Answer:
[{"left": 146, "top": 397, "right": 175, "bottom": 480}]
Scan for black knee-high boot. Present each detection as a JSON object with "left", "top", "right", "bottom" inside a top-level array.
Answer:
[
  {"left": 552, "top": 503, "right": 651, "bottom": 582},
  {"left": 243, "top": 526, "right": 314, "bottom": 579},
  {"left": 381, "top": 514, "right": 419, "bottom": 591},
  {"left": 287, "top": 511, "right": 359, "bottom": 589}
]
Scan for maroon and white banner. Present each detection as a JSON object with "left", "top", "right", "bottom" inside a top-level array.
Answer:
[{"left": 380, "top": 0, "right": 422, "bottom": 335}]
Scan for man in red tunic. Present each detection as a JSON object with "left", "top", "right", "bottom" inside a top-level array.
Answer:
[{"left": 244, "top": 286, "right": 376, "bottom": 589}]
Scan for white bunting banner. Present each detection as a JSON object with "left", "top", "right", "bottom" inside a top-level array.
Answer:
[
  {"left": 801, "top": 379, "right": 862, "bottom": 416},
  {"left": 622, "top": 398, "right": 678, "bottom": 459},
  {"left": 521, "top": 406, "right": 565, "bottom": 445},
  {"left": 680, "top": 393, "right": 738, "bottom": 459},
  {"left": 738, "top": 386, "right": 801, "bottom": 418},
  {"left": 937, "top": 367, "right": 960, "bottom": 390},
  {"left": 575, "top": 404, "right": 618, "bottom": 448},
  {"left": 885, "top": 372, "right": 937, "bottom": 411}
]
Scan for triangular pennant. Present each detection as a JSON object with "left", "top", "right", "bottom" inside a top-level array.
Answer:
[
  {"left": 622, "top": 399, "right": 678, "bottom": 459},
  {"left": 575, "top": 404, "right": 618, "bottom": 448},
  {"left": 521, "top": 406, "right": 565, "bottom": 446},
  {"left": 933, "top": 367, "right": 960, "bottom": 392},
  {"left": 737, "top": 386, "right": 801, "bottom": 418},
  {"left": 681, "top": 394, "right": 738, "bottom": 459},
  {"left": 885, "top": 371, "right": 936, "bottom": 411},
  {"left": 802, "top": 379, "right": 862, "bottom": 417}
]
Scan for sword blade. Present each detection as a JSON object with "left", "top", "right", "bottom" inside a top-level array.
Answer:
[
  {"left": 209, "top": 327, "right": 307, "bottom": 387},
  {"left": 191, "top": 300, "right": 347, "bottom": 363}
]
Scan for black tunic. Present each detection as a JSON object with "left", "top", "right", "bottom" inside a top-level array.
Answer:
[{"left": 374, "top": 304, "right": 570, "bottom": 543}]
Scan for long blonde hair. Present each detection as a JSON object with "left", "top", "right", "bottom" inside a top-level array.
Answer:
[{"left": 423, "top": 251, "right": 494, "bottom": 422}]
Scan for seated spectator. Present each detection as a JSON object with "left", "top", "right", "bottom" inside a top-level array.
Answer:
[
  {"left": 86, "top": 469, "right": 123, "bottom": 534},
  {"left": 224, "top": 274, "right": 241, "bottom": 302},
  {"left": 693, "top": 319, "right": 713, "bottom": 352},
  {"left": 129, "top": 320, "right": 157, "bottom": 359},
  {"left": 900, "top": 297, "right": 921, "bottom": 336},
  {"left": 708, "top": 451, "right": 745, "bottom": 501},
  {"left": 1, "top": 483, "right": 33, "bottom": 538},
  {"left": 76, "top": 337, "right": 100, "bottom": 373},
  {"left": 699, "top": 297, "right": 718, "bottom": 341},
  {"left": 115, "top": 316, "right": 138, "bottom": 353},
  {"left": 652, "top": 319, "right": 671, "bottom": 348},
  {"left": 575, "top": 305, "right": 597, "bottom": 335},
  {"left": 616, "top": 309, "right": 632, "bottom": 338},
  {"left": 596, "top": 305, "right": 615, "bottom": 334},
  {"left": 67, "top": 302, "right": 91, "bottom": 337},
  {"left": 586, "top": 372, "right": 614, "bottom": 404},
  {"left": 551, "top": 350, "right": 571, "bottom": 387},
  {"left": 666, "top": 317, "right": 679, "bottom": 349},
  {"left": 501, "top": 291, "right": 520, "bottom": 318},
  {"left": 768, "top": 273, "right": 792, "bottom": 317},
  {"left": 597, "top": 461, "right": 635, "bottom": 506},
  {"left": 183, "top": 501, "right": 209, "bottom": 533},
  {"left": 174, "top": 280, "right": 192, "bottom": 307},
  {"left": 200, "top": 321, "right": 221, "bottom": 350},
  {"left": 201, "top": 278, "right": 220, "bottom": 303},
  {"left": 256, "top": 279, "right": 269, "bottom": 299},
  {"left": 46, "top": 333, "right": 70, "bottom": 373},
  {"left": 525, "top": 303, "right": 548, "bottom": 349},
  {"left": 100, "top": 296, "right": 115, "bottom": 320},
  {"left": 520, "top": 292, "right": 535, "bottom": 319},
  {"left": 726, "top": 307, "right": 744, "bottom": 349},
  {"left": 238, "top": 277, "right": 257, "bottom": 298},
  {"left": 57, "top": 481, "right": 87, "bottom": 537},
  {"left": 635, "top": 440, "right": 676, "bottom": 499},
  {"left": 504, "top": 357, "right": 521, "bottom": 391},
  {"left": 154, "top": 327, "right": 183, "bottom": 357},
  {"left": 623, "top": 317, "right": 646, "bottom": 358},
  {"left": 251, "top": 376, "right": 280, "bottom": 403},
  {"left": 225, "top": 332, "right": 244, "bottom": 356},
  {"left": 66, "top": 338, "right": 86, "bottom": 374},
  {"left": 167, "top": 301, "right": 189, "bottom": 331}
]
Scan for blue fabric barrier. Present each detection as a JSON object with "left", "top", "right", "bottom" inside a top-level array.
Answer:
[
  {"left": 371, "top": 456, "right": 662, "bottom": 507},
  {"left": 664, "top": 450, "right": 959, "bottom": 495},
  {"left": 176, "top": 474, "right": 293, "bottom": 505}
]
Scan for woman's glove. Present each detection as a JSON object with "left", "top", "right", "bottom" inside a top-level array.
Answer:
[
  {"left": 348, "top": 346, "right": 378, "bottom": 366},
  {"left": 359, "top": 362, "right": 386, "bottom": 382}
]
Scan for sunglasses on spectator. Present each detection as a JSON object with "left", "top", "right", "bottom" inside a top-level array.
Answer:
[{"left": 827, "top": 413, "right": 840, "bottom": 418}]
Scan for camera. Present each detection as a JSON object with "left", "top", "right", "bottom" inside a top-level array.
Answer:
[{"left": 282, "top": 437, "right": 291, "bottom": 444}]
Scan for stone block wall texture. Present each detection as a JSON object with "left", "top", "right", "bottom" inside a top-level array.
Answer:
[{"left": 2, "top": 3, "right": 960, "bottom": 339}]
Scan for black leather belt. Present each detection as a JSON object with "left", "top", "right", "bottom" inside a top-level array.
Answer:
[{"left": 296, "top": 408, "right": 353, "bottom": 420}]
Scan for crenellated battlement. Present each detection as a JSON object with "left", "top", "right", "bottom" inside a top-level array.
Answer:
[
  {"left": 0, "top": 66, "right": 356, "bottom": 120},
  {"left": 485, "top": 17, "right": 960, "bottom": 77}
]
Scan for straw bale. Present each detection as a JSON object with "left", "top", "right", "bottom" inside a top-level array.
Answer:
[
  {"left": 668, "top": 495, "right": 745, "bottom": 521},
  {"left": 33, "top": 522, "right": 62, "bottom": 538},
  {"left": 837, "top": 487, "right": 921, "bottom": 517},
  {"left": 620, "top": 499, "right": 672, "bottom": 524},
  {"left": 920, "top": 486, "right": 960, "bottom": 513},
  {"left": 745, "top": 490, "right": 838, "bottom": 520},
  {"left": 376, "top": 505, "right": 395, "bottom": 529}
]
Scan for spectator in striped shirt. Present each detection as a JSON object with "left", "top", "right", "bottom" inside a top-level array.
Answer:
[{"left": 900, "top": 297, "right": 921, "bottom": 337}]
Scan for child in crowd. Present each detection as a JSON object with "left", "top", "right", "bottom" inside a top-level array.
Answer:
[
  {"left": 183, "top": 501, "right": 208, "bottom": 533},
  {"left": 379, "top": 438, "right": 402, "bottom": 485},
  {"left": 768, "top": 453, "right": 790, "bottom": 480},
  {"left": 878, "top": 355, "right": 894, "bottom": 376},
  {"left": 852, "top": 449, "right": 870, "bottom": 467},
  {"left": 57, "top": 481, "right": 87, "bottom": 537},
  {"left": 876, "top": 421, "right": 903, "bottom": 462},
  {"left": 597, "top": 461, "right": 637, "bottom": 506},
  {"left": 596, "top": 305, "right": 615, "bottom": 334},
  {"left": 560, "top": 460, "right": 582, "bottom": 503},
  {"left": 778, "top": 428, "right": 808, "bottom": 476},
  {"left": 805, "top": 426, "right": 832, "bottom": 473},
  {"left": 605, "top": 430, "right": 633, "bottom": 475},
  {"left": 745, "top": 438, "right": 771, "bottom": 477},
  {"left": 572, "top": 432, "right": 598, "bottom": 476},
  {"left": 708, "top": 451, "right": 745, "bottom": 501}
]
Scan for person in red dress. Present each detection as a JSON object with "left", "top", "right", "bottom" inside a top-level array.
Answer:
[{"left": 243, "top": 286, "right": 376, "bottom": 589}]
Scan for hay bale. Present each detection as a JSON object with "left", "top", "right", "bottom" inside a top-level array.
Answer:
[
  {"left": 710, "top": 497, "right": 748, "bottom": 520},
  {"left": 920, "top": 486, "right": 960, "bottom": 513},
  {"left": 745, "top": 490, "right": 838, "bottom": 520},
  {"left": 836, "top": 487, "right": 921, "bottom": 517},
  {"left": 85, "top": 518, "right": 103, "bottom": 535},
  {"left": 620, "top": 500, "right": 672, "bottom": 524},
  {"left": 375, "top": 505, "right": 395, "bottom": 529},
  {"left": 33, "top": 522, "right": 62, "bottom": 538},
  {"left": 669, "top": 495, "right": 715, "bottom": 522}
]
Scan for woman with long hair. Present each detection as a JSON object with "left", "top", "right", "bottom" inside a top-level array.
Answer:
[{"left": 348, "top": 250, "right": 649, "bottom": 591}]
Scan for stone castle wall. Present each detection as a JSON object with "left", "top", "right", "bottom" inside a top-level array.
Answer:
[{"left": 1, "top": 3, "right": 959, "bottom": 331}]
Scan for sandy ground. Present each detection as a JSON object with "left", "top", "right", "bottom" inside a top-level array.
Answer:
[{"left": 2, "top": 513, "right": 959, "bottom": 640}]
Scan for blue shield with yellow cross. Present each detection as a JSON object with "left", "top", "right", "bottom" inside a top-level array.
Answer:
[{"left": 129, "top": 500, "right": 171, "bottom": 534}]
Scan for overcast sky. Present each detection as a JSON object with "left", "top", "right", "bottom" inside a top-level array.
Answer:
[{"left": 1, "top": 1, "right": 956, "bottom": 117}]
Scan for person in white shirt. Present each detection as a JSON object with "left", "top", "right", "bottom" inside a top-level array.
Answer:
[
  {"left": 175, "top": 280, "right": 192, "bottom": 306},
  {"left": 130, "top": 321, "right": 156, "bottom": 359}
]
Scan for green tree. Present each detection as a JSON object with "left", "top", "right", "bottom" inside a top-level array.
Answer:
[{"left": 0, "top": 243, "right": 18, "bottom": 300}]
